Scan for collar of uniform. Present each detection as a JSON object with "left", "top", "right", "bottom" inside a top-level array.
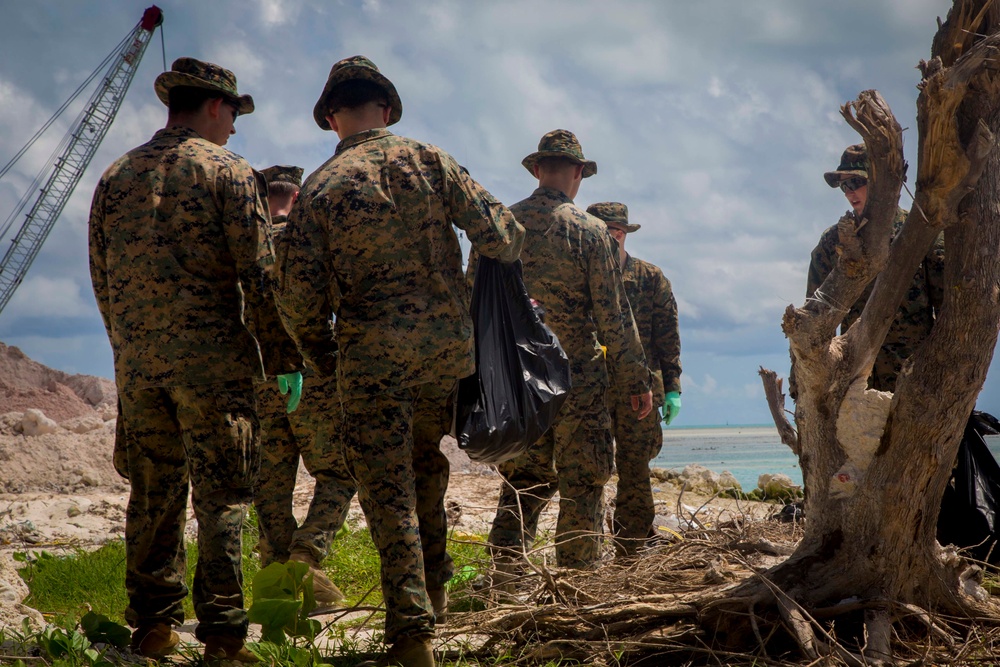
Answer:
[
  {"left": 335, "top": 127, "right": 394, "bottom": 155},
  {"left": 533, "top": 186, "right": 574, "bottom": 204},
  {"left": 153, "top": 125, "right": 209, "bottom": 142},
  {"left": 622, "top": 252, "right": 633, "bottom": 270}
]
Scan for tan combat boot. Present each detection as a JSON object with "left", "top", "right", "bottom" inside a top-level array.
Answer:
[
  {"left": 428, "top": 586, "right": 448, "bottom": 624},
  {"left": 387, "top": 636, "right": 435, "bottom": 667},
  {"left": 203, "top": 635, "right": 259, "bottom": 664},
  {"left": 288, "top": 549, "right": 346, "bottom": 606},
  {"left": 130, "top": 623, "right": 180, "bottom": 659},
  {"left": 358, "top": 635, "right": 435, "bottom": 667}
]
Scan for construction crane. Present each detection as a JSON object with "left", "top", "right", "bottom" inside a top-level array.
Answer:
[{"left": 0, "top": 6, "right": 163, "bottom": 317}]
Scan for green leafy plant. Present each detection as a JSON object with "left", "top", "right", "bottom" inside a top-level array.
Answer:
[
  {"left": 247, "top": 560, "right": 321, "bottom": 645},
  {"left": 79, "top": 611, "right": 130, "bottom": 649}
]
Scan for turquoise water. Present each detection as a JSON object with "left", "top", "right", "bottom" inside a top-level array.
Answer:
[
  {"left": 653, "top": 425, "right": 798, "bottom": 491},
  {"left": 654, "top": 426, "right": 1000, "bottom": 492}
]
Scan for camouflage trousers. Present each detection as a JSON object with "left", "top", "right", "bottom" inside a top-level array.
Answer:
[
  {"left": 118, "top": 379, "right": 259, "bottom": 642},
  {"left": 609, "top": 387, "right": 664, "bottom": 557},
  {"left": 489, "top": 384, "right": 613, "bottom": 568},
  {"left": 254, "top": 373, "right": 355, "bottom": 566},
  {"left": 341, "top": 380, "right": 456, "bottom": 644}
]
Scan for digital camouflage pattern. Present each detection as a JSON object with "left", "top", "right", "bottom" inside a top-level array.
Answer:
[
  {"left": 586, "top": 201, "right": 639, "bottom": 232},
  {"left": 608, "top": 254, "right": 681, "bottom": 556},
  {"left": 254, "top": 372, "right": 355, "bottom": 566},
  {"left": 89, "top": 126, "right": 277, "bottom": 391},
  {"left": 341, "top": 381, "right": 456, "bottom": 643},
  {"left": 89, "top": 123, "right": 277, "bottom": 640},
  {"left": 489, "top": 385, "right": 613, "bottom": 567},
  {"left": 806, "top": 208, "right": 944, "bottom": 392},
  {"left": 276, "top": 128, "right": 524, "bottom": 397},
  {"left": 312, "top": 55, "right": 402, "bottom": 130},
  {"left": 261, "top": 164, "right": 303, "bottom": 187},
  {"left": 154, "top": 57, "right": 254, "bottom": 115},
  {"left": 824, "top": 143, "right": 869, "bottom": 187},
  {"left": 275, "top": 124, "right": 523, "bottom": 644},
  {"left": 521, "top": 129, "right": 597, "bottom": 178},
  {"left": 119, "top": 379, "right": 258, "bottom": 641},
  {"left": 483, "top": 186, "right": 650, "bottom": 568}
]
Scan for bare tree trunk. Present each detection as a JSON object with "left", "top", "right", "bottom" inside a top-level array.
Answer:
[{"left": 733, "top": 1, "right": 1000, "bottom": 656}]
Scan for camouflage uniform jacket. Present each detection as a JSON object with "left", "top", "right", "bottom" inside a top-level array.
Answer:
[
  {"left": 89, "top": 126, "right": 279, "bottom": 390},
  {"left": 276, "top": 128, "right": 524, "bottom": 398},
  {"left": 507, "top": 187, "right": 650, "bottom": 394},
  {"left": 245, "top": 213, "right": 306, "bottom": 377},
  {"left": 806, "top": 208, "right": 944, "bottom": 392},
  {"left": 619, "top": 253, "right": 681, "bottom": 400}
]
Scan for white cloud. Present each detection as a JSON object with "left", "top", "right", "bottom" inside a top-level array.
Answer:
[{"left": 5, "top": 276, "right": 91, "bottom": 319}]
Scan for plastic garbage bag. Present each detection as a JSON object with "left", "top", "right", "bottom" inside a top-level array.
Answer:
[
  {"left": 937, "top": 410, "right": 1000, "bottom": 563},
  {"left": 456, "top": 256, "right": 571, "bottom": 464}
]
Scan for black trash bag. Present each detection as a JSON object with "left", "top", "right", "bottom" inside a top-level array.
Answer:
[
  {"left": 456, "top": 256, "right": 571, "bottom": 465},
  {"left": 937, "top": 410, "right": 1000, "bottom": 563}
]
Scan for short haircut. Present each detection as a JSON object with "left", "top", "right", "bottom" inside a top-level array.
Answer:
[
  {"left": 268, "top": 181, "right": 299, "bottom": 198},
  {"left": 536, "top": 156, "right": 581, "bottom": 173},
  {"left": 168, "top": 86, "right": 225, "bottom": 115},
  {"left": 327, "top": 80, "right": 389, "bottom": 115}
]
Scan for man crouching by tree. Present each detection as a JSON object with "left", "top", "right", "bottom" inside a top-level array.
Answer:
[
  {"left": 274, "top": 56, "right": 524, "bottom": 667},
  {"left": 805, "top": 143, "right": 944, "bottom": 392}
]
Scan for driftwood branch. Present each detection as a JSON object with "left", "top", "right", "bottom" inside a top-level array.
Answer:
[{"left": 757, "top": 367, "right": 797, "bottom": 452}]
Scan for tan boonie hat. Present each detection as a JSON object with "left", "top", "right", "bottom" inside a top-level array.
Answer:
[
  {"left": 586, "top": 202, "right": 640, "bottom": 233},
  {"left": 154, "top": 57, "right": 255, "bottom": 115},
  {"left": 823, "top": 143, "right": 868, "bottom": 187},
  {"left": 313, "top": 55, "right": 402, "bottom": 130},
  {"left": 261, "top": 165, "right": 304, "bottom": 187},
  {"left": 521, "top": 129, "right": 597, "bottom": 178}
]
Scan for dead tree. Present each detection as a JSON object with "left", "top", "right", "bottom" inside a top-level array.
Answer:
[
  {"left": 744, "top": 0, "right": 1000, "bottom": 660},
  {"left": 447, "top": 3, "right": 1000, "bottom": 664}
]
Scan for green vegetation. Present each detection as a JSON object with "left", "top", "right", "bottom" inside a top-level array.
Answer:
[{"left": 6, "top": 519, "right": 498, "bottom": 666}]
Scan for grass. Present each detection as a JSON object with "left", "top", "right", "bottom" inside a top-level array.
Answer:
[{"left": 11, "top": 512, "right": 503, "bottom": 665}]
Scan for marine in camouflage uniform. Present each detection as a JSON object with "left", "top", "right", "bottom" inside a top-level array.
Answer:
[
  {"left": 485, "top": 131, "right": 652, "bottom": 570},
  {"left": 274, "top": 56, "right": 524, "bottom": 663},
  {"left": 249, "top": 166, "right": 355, "bottom": 605},
  {"left": 806, "top": 144, "right": 944, "bottom": 393},
  {"left": 88, "top": 58, "right": 270, "bottom": 662},
  {"left": 587, "top": 202, "right": 682, "bottom": 557}
]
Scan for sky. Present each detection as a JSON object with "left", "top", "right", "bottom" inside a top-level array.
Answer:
[{"left": 0, "top": 0, "right": 993, "bottom": 427}]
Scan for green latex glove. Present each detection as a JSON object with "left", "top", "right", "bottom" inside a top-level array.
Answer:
[
  {"left": 277, "top": 372, "right": 303, "bottom": 413},
  {"left": 663, "top": 391, "right": 681, "bottom": 426}
]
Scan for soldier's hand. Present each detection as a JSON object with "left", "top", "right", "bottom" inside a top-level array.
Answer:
[
  {"left": 631, "top": 391, "right": 653, "bottom": 420},
  {"left": 277, "top": 371, "right": 303, "bottom": 413},
  {"left": 663, "top": 391, "right": 682, "bottom": 426}
]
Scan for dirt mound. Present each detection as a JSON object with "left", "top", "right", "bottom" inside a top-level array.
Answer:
[
  {"left": 0, "top": 343, "right": 115, "bottom": 421},
  {"left": 0, "top": 342, "right": 120, "bottom": 493}
]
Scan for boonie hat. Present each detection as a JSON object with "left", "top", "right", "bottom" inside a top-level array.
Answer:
[
  {"left": 261, "top": 165, "right": 304, "bottom": 187},
  {"left": 586, "top": 202, "right": 640, "bottom": 233},
  {"left": 313, "top": 55, "right": 402, "bottom": 130},
  {"left": 823, "top": 144, "right": 868, "bottom": 187},
  {"left": 154, "top": 57, "right": 254, "bottom": 115},
  {"left": 521, "top": 129, "right": 597, "bottom": 178}
]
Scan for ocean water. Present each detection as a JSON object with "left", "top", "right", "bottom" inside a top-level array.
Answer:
[{"left": 654, "top": 426, "right": 1000, "bottom": 492}]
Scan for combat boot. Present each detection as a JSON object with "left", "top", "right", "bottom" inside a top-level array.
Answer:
[
  {"left": 428, "top": 586, "right": 448, "bottom": 623},
  {"left": 203, "top": 635, "right": 259, "bottom": 664},
  {"left": 358, "top": 635, "right": 435, "bottom": 667},
  {"left": 288, "top": 549, "right": 345, "bottom": 606},
  {"left": 130, "top": 623, "right": 179, "bottom": 659}
]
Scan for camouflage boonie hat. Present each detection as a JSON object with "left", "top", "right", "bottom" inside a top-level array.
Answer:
[
  {"left": 313, "top": 55, "right": 402, "bottom": 131},
  {"left": 521, "top": 129, "right": 597, "bottom": 178},
  {"left": 586, "top": 202, "right": 640, "bottom": 233},
  {"left": 261, "top": 165, "right": 304, "bottom": 187},
  {"left": 154, "top": 57, "right": 255, "bottom": 115},
  {"left": 823, "top": 144, "right": 868, "bottom": 187}
]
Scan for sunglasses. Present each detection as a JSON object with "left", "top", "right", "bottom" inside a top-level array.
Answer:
[{"left": 839, "top": 176, "right": 867, "bottom": 193}]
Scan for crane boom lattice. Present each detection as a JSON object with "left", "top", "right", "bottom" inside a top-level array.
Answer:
[{"left": 0, "top": 6, "right": 163, "bottom": 316}]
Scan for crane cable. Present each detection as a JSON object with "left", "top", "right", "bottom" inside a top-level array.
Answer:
[{"left": 0, "top": 23, "right": 136, "bottom": 240}]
